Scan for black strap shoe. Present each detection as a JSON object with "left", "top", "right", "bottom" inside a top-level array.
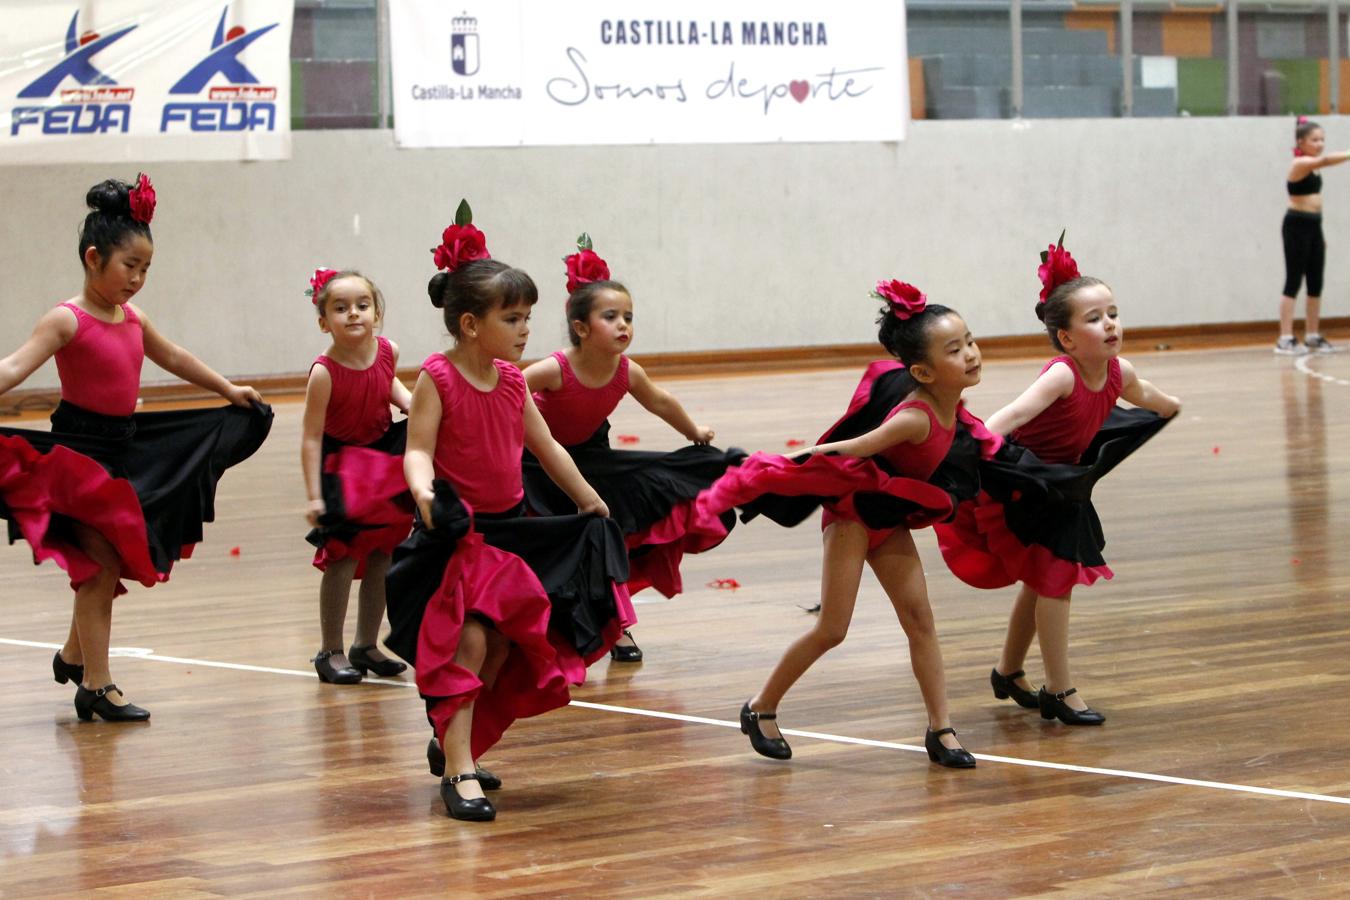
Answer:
[
  {"left": 74, "top": 684, "right": 150, "bottom": 722},
  {"left": 349, "top": 644, "right": 407, "bottom": 677},
  {"left": 609, "top": 630, "right": 643, "bottom": 662},
  {"left": 441, "top": 773, "right": 497, "bottom": 821},
  {"left": 740, "top": 701, "right": 792, "bottom": 759},
  {"left": 53, "top": 651, "right": 84, "bottom": 686},
  {"left": 925, "top": 727, "right": 976, "bottom": 768},
  {"left": 990, "top": 667, "right": 1040, "bottom": 709},
  {"left": 1038, "top": 687, "right": 1105, "bottom": 725},
  {"left": 312, "top": 649, "right": 362, "bottom": 684}
]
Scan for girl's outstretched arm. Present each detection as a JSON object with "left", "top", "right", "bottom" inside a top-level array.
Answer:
[
  {"left": 300, "top": 365, "right": 331, "bottom": 526},
  {"left": 1119, "top": 358, "right": 1181, "bottom": 417},
  {"left": 522, "top": 392, "right": 608, "bottom": 516},
  {"left": 386, "top": 340, "right": 412, "bottom": 414},
  {"left": 984, "top": 362, "right": 1075, "bottom": 436},
  {"left": 627, "top": 360, "right": 714, "bottom": 444},
  {"left": 522, "top": 354, "right": 563, "bottom": 394},
  {"left": 1292, "top": 151, "right": 1350, "bottom": 176},
  {"left": 0, "top": 306, "right": 77, "bottom": 397},
  {"left": 404, "top": 371, "right": 441, "bottom": 526},
  {"left": 803, "top": 406, "right": 930, "bottom": 459},
  {"left": 136, "top": 304, "right": 261, "bottom": 406}
]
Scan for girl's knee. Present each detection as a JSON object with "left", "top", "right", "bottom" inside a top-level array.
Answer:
[{"left": 810, "top": 623, "right": 848, "bottom": 650}]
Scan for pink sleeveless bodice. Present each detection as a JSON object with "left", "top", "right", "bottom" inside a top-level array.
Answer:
[
  {"left": 423, "top": 353, "right": 525, "bottom": 514},
  {"left": 1012, "top": 356, "right": 1121, "bottom": 464},
  {"left": 54, "top": 302, "right": 144, "bottom": 417},
  {"left": 313, "top": 336, "right": 396, "bottom": 445},
  {"left": 533, "top": 351, "right": 630, "bottom": 447},
  {"left": 877, "top": 400, "right": 956, "bottom": 478}
]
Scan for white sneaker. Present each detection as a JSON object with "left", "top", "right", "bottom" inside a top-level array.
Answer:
[
  {"left": 1274, "top": 336, "right": 1308, "bottom": 355},
  {"left": 1305, "top": 334, "right": 1339, "bottom": 353}
]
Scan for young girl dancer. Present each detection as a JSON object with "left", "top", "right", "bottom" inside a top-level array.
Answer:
[
  {"left": 522, "top": 234, "right": 745, "bottom": 660},
  {"left": 0, "top": 174, "right": 270, "bottom": 721},
  {"left": 694, "top": 280, "right": 994, "bottom": 768},
  {"left": 383, "top": 203, "right": 634, "bottom": 821},
  {"left": 1278, "top": 117, "right": 1349, "bottom": 355},
  {"left": 937, "top": 234, "right": 1180, "bottom": 725},
  {"left": 301, "top": 268, "right": 412, "bottom": 683}
]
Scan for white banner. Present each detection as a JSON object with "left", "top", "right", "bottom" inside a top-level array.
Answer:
[
  {"left": 0, "top": 1, "right": 292, "bottom": 163},
  {"left": 391, "top": 1, "right": 907, "bottom": 147}
]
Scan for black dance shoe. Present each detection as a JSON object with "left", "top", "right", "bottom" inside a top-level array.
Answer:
[
  {"left": 1038, "top": 687, "right": 1106, "bottom": 726},
  {"left": 740, "top": 701, "right": 792, "bottom": 760},
  {"left": 925, "top": 727, "right": 976, "bottom": 768},
  {"left": 990, "top": 667, "right": 1040, "bottom": 710},
  {"left": 53, "top": 651, "right": 84, "bottom": 686},
  {"left": 348, "top": 644, "right": 407, "bottom": 677},
  {"left": 441, "top": 773, "right": 497, "bottom": 821},
  {"left": 74, "top": 684, "right": 150, "bottom": 722},
  {"left": 312, "top": 650, "right": 362, "bottom": 684},
  {"left": 609, "top": 630, "right": 643, "bottom": 663},
  {"left": 426, "top": 739, "right": 502, "bottom": 789}
]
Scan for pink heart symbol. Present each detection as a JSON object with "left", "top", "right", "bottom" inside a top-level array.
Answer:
[{"left": 789, "top": 80, "right": 809, "bottom": 103}]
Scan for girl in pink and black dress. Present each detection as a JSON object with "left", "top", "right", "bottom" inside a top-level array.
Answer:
[
  {"left": 0, "top": 175, "right": 270, "bottom": 722},
  {"left": 522, "top": 234, "right": 745, "bottom": 661},
  {"left": 936, "top": 234, "right": 1180, "bottom": 726},
  {"left": 301, "top": 269, "right": 413, "bottom": 684},
  {"left": 383, "top": 203, "right": 633, "bottom": 822},
  {"left": 692, "top": 281, "right": 997, "bottom": 769}
]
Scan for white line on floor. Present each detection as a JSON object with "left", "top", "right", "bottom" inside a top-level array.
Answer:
[
  {"left": 1294, "top": 353, "right": 1350, "bottom": 386},
  {"left": 6, "top": 636, "right": 1347, "bottom": 807}
]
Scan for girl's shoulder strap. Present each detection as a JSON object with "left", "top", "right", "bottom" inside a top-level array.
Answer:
[
  {"left": 495, "top": 358, "right": 527, "bottom": 407},
  {"left": 552, "top": 349, "right": 576, "bottom": 386},
  {"left": 421, "top": 351, "right": 454, "bottom": 395},
  {"left": 890, "top": 399, "right": 943, "bottom": 437},
  {"left": 615, "top": 354, "right": 631, "bottom": 390},
  {"left": 1106, "top": 356, "right": 1123, "bottom": 394},
  {"left": 121, "top": 303, "right": 141, "bottom": 326}
]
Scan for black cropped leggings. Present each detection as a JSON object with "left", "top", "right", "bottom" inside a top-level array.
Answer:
[{"left": 1282, "top": 210, "right": 1325, "bottom": 298}]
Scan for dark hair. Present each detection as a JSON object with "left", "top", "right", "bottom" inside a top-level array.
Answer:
[
  {"left": 315, "top": 270, "right": 385, "bottom": 320},
  {"left": 877, "top": 302, "right": 959, "bottom": 366},
  {"left": 78, "top": 177, "right": 151, "bottom": 267},
  {"left": 1036, "top": 275, "right": 1108, "bottom": 351},
  {"left": 565, "top": 280, "right": 629, "bottom": 346},
  {"left": 426, "top": 259, "right": 538, "bottom": 338},
  {"left": 1296, "top": 118, "right": 1322, "bottom": 143}
]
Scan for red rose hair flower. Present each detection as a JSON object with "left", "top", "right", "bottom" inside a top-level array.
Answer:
[
  {"left": 431, "top": 198, "right": 491, "bottom": 273},
  {"left": 564, "top": 232, "right": 610, "bottom": 293},
  {"left": 1037, "top": 231, "right": 1080, "bottom": 302},
  {"left": 307, "top": 267, "right": 339, "bottom": 304},
  {"left": 872, "top": 279, "right": 927, "bottom": 320},
  {"left": 128, "top": 172, "right": 156, "bottom": 224}
]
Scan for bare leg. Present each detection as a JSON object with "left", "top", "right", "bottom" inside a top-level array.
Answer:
[
  {"left": 70, "top": 524, "right": 128, "bottom": 704},
  {"left": 352, "top": 551, "right": 394, "bottom": 660},
  {"left": 1279, "top": 294, "right": 1298, "bottom": 337},
  {"left": 749, "top": 520, "right": 868, "bottom": 740},
  {"left": 442, "top": 619, "right": 489, "bottom": 801},
  {"left": 60, "top": 614, "right": 82, "bottom": 667},
  {"left": 996, "top": 583, "right": 1038, "bottom": 693},
  {"left": 473, "top": 629, "right": 510, "bottom": 771},
  {"left": 1306, "top": 294, "right": 1322, "bottom": 337},
  {"left": 868, "top": 529, "right": 963, "bottom": 751},
  {"left": 1036, "top": 589, "right": 1088, "bottom": 711},
  {"left": 318, "top": 557, "right": 358, "bottom": 669}
]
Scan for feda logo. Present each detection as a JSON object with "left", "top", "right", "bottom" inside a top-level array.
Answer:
[
  {"left": 452, "top": 13, "right": 480, "bottom": 76},
  {"left": 161, "top": 5, "right": 279, "bottom": 132},
  {"left": 11, "top": 10, "right": 136, "bottom": 136}
]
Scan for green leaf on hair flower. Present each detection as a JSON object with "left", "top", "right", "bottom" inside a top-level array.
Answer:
[
  {"left": 1040, "top": 250, "right": 1049, "bottom": 264},
  {"left": 454, "top": 198, "right": 473, "bottom": 227},
  {"left": 1056, "top": 228, "right": 1066, "bottom": 249},
  {"left": 577, "top": 232, "right": 593, "bottom": 252}
]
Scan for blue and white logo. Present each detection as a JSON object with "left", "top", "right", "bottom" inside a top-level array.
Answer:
[
  {"left": 452, "top": 13, "right": 480, "bottom": 76},
  {"left": 161, "top": 6, "right": 280, "bottom": 133}
]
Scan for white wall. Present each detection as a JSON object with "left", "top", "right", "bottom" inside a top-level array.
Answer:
[{"left": 0, "top": 116, "right": 1324, "bottom": 389}]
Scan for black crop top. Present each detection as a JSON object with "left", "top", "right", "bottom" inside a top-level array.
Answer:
[{"left": 1288, "top": 171, "right": 1322, "bottom": 196}]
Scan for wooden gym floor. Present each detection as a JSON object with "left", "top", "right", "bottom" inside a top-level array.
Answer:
[{"left": 3, "top": 345, "right": 1350, "bottom": 897}]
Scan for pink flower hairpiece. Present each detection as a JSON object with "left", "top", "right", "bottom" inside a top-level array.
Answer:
[
  {"left": 1295, "top": 115, "right": 1311, "bottom": 156},
  {"left": 306, "top": 267, "right": 339, "bottom": 303},
  {"left": 871, "top": 279, "right": 927, "bottom": 320},
  {"left": 128, "top": 172, "right": 156, "bottom": 224},
  {"left": 564, "top": 232, "right": 610, "bottom": 293},
  {"left": 432, "top": 198, "right": 490, "bottom": 272},
  {"left": 1037, "top": 230, "right": 1080, "bottom": 303}
]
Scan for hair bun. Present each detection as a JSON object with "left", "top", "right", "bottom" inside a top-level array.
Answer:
[
  {"left": 427, "top": 271, "right": 449, "bottom": 309},
  {"left": 86, "top": 178, "right": 131, "bottom": 216}
]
